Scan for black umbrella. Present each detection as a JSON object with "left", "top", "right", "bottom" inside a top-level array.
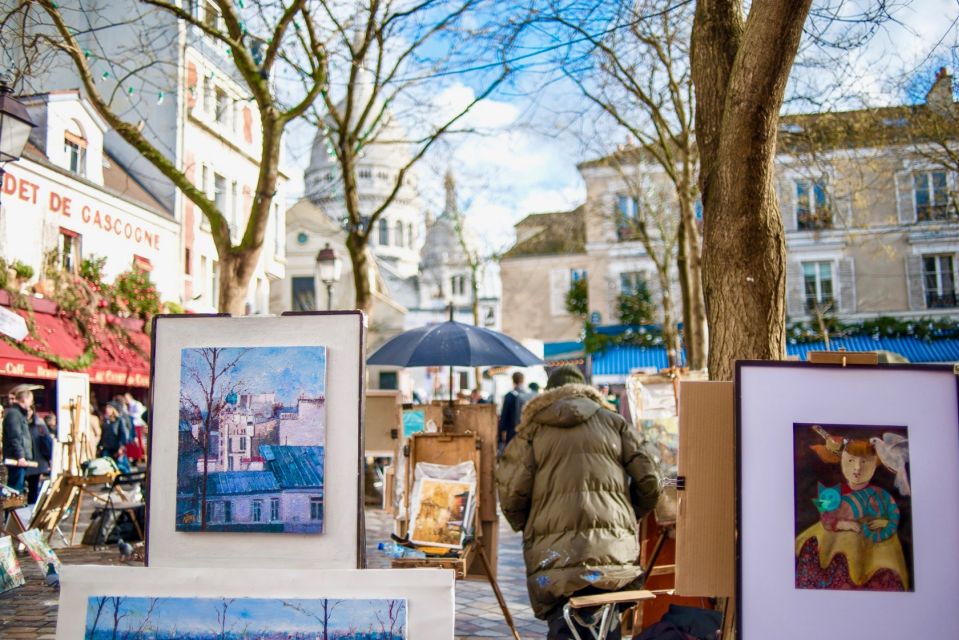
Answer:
[{"left": 367, "top": 307, "right": 543, "bottom": 404}]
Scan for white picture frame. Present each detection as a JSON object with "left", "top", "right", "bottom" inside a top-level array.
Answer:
[
  {"left": 146, "top": 312, "right": 365, "bottom": 570},
  {"left": 736, "top": 361, "right": 959, "bottom": 639},
  {"left": 55, "top": 566, "right": 454, "bottom": 639}
]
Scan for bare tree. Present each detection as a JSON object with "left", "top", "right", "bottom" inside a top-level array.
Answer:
[
  {"left": 108, "top": 596, "right": 130, "bottom": 640},
  {"left": 535, "top": 0, "right": 707, "bottom": 369},
  {"left": 6, "top": 0, "right": 327, "bottom": 314},
  {"left": 302, "top": 1, "right": 515, "bottom": 317},
  {"left": 283, "top": 598, "right": 342, "bottom": 640},
  {"left": 86, "top": 596, "right": 109, "bottom": 640},
  {"left": 179, "top": 347, "right": 248, "bottom": 530},
  {"left": 215, "top": 598, "right": 236, "bottom": 640}
]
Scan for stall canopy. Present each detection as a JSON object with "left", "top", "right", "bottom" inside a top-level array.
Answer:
[{"left": 0, "top": 291, "right": 150, "bottom": 387}]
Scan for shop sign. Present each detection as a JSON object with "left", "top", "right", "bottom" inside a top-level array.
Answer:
[{"left": 0, "top": 357, "right": 58, "bottom": 380}]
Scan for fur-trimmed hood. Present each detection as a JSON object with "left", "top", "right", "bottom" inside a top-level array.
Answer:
[{"left": 518, "top": 383, "right": 615, "bottom": 431}]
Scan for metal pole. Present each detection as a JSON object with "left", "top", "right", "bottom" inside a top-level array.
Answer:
[{"left": 326, "top": 282, "right": 333, "bottom": 311}]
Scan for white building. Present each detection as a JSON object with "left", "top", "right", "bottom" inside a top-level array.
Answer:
[{"left": 18, "top": 3, "right": 289, "bottom": 312}]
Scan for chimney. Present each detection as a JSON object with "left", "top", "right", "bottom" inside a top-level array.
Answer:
[{"left": 925, "top": 66, "right": 955, "bottom": 109}]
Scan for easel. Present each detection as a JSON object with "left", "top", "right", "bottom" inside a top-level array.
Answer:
[
  {"left": 392, "top": 431, "right": 522, "bottom": 640},
  {"left": 1, "top": 493, "right": 28, "bottom": 537}
]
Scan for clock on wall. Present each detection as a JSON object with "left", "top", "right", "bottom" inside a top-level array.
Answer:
[{"left": 296, "top": 231, "right": 309, "bottom": 245}]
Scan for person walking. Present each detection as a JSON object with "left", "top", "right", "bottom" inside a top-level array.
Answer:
[
  {"left": 498, "top": 371, "right": 531, "bottom": 449},
  {"left": 98, "top": 401, "right": 131, "bottom": 461},
  {"left": 2, "top": 388, "right": 35, "bottom": 494},
  {"left": 496, "top": 364, "right": 661, "bottom": 639},
  {"left": 25, "top": 412, "right": 55, "bottom": 504}
]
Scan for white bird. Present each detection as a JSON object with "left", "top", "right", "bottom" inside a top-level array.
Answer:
[{"left": 870, "top": 433, "right": 910, "bottom": 496}]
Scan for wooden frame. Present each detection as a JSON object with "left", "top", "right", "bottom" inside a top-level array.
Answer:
[{"left": 735, "top": 360, "right": 959, "bottom": 639}]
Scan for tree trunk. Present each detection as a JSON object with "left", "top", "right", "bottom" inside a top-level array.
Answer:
[
  {"left": 692, "top": 0, "right": 813, "bottom": 381},
  {"left": 347, "top": 234, "right": 374, "bottom": 317},
  {"left": 217, "top": 253, "right": 256, "bottom": 315},
  {"left": 676, "top": 179, "right": 707, "bottom": 370},
  {"left": 657, "top": 267, "right": 681, "bottom": 369}
]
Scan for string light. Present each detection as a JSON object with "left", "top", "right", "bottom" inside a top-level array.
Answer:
[{"left": 157, "top": 91, "right": 165, "bottom": 105}]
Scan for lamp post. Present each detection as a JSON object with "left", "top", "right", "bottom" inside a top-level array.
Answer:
[
  {"left": 0, "top": 74, "right": 37, "bottom": 201},
  {"left": 315, "top": 242, "right": 342, "bottom": 311}
]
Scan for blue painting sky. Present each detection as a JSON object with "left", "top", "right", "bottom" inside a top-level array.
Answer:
[
  {"left": 85, "top": 596, "right": 406, "bottom": 634},
  {"left": 180, "top": 346, "right": 326, "bottom": 408}
]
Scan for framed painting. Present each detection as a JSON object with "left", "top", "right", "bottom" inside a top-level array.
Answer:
[
  {"left": 17, "top": 528, "right": 62, "bottom": 576},
  {"left": 736, "top": 362, "right": 959, "bottom": 639},
  {"left": 55, "top": 566, "right": 454, "bottom": 640},
  {"left": 0, "top": 536, "right": 24, "bottom": 594},
  {"left": 147, "top": 313, "right": 365, "bottom": 569}
]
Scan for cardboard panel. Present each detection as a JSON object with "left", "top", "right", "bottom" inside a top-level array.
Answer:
[
  {"left": 366, "top": 390, "right": 402, "bottom": 456},
  {"left": 675, "top": 381, "right": 735, "bottom": 597}
]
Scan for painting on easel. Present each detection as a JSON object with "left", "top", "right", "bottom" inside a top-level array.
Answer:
[
  {"left": 0, "top": 536, "right": 24, "bottom": 594},
  {"left": 793, "top": 422, "right": 913, "bottom": 592}
]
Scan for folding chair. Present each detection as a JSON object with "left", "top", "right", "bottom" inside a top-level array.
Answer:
[
  {"left": 90, "top": 471, "right": 145, "bottom": 547},
  {"left": 562, "top": 590, "right": 656, "bottom": 640}
]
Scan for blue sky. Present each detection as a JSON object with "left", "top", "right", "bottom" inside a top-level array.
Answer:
[
  {"left": 180, "top": 346, "right": 326, "bottom": 408},
  {"left": 85, "top": 596, "right": 406, "bottom": 634}
]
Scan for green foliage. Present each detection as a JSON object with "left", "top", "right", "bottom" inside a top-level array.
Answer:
[
  {"left": 788, "top": 315, "right": 959, "bottom": 344},
  {"left": 163, "top": 300, "right": 186, "bottom": 314},
  {"left": 11, "top": 260, "right": 33, "bottom": 280},
  {"left": 616, "top": 282, "right": 655, "bottom": 325},
  {"left": 565, "top": 277, "right": 588, "bottom": 316},
  {"left": 583, "top": 321, "right": 666, "bottom": 354},
  {"left": 79, "top": 256, "right": 108, "bottom": 285},
  {"left": 111, "top": 267, "right": 162, "bottom": 319}
]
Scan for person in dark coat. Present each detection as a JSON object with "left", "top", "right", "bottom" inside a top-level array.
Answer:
[
  {"left": 498, "top": 371, "right": 532, "bottom": 447},
  {"left": 2, "top": 389, "right": 35, "bottom": 494},
  {"left": 496, "top": 365, "right": 661, "bottom": 639},
  {"left": 25, "top": 412, "right": 55, "bottom": 504},
  {"left": 98, "top": 401, "right": 131, "bottom": 460}
]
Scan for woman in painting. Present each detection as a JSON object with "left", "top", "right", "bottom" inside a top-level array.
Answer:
[{"left": 795, "top": 438, "right": 908, "bottom": 591}]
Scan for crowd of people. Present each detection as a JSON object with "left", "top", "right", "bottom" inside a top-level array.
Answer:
[{"left": 1, "top": 385, "right": 148, "bottom": 505}]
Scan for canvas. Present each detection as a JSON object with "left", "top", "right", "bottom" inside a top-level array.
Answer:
[
  {"left": 176, "top": 346, "right": 327, "bottom": 534},
  {"left": 0, "top": 535, "right": 24, "bottom": 594},
  {"left": 793, "top": 422, "right": 914, "bottom": 591},
  {"left": 83, "top": 595, "right": 407, "bottom": 639},
  {"left": 409, "top": 477, "right": 475, "bottom": 549},
  {"left": 17, "top": 528, "right": 62, "bottom": 576}
]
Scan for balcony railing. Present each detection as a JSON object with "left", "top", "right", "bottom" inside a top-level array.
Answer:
[{"left": 926, "top": 291, "right": 958, "bottom": 308}]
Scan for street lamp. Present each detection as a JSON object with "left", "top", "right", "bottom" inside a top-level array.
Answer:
[
  {"left": 0, "top": 74, "right": 36, "bottom": 170},
  {"left": 315, "top": 242, "right": 342, "bottom": 311}
]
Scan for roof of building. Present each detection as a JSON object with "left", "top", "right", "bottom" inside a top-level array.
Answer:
[
  {"left": 206, "top": 471, "right": 280, "bottom": 496},
  {"left": 260, "top": 445, "right": 324, "bottom": 489},
  {"left": 502, "top": 206, "right": 587, "bottom": 259}
]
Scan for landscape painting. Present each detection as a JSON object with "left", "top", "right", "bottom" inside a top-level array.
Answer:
[
  {"left": 409, "top": 478, "right": 474, "bottom": 549},
  {"left": 17, "top": 528, "right": 62, "bottom": 575},
  {"left": 176, "top": 346, "right": 327, "bottom": 534},
  {"left": 793, "top": 422, "right": 914, "bottom": 592},
  {"left": 84, "top": 596, "right": 406, "bottom": 639},
  {"left": 0, "top": 536, "right": 24, "bottom": 594}
]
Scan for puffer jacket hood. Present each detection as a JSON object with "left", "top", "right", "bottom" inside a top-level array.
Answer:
[{"left": 496, "top": 383, "right": 661, "bottom": 619}]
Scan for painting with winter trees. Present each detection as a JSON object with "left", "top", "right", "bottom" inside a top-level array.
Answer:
[
  {"left": 176, "top": 346, "right": 327, "bottom": 534},
  {"left": 793, "top": 422, "right": 914, "bottom": 592},
  {"left": 83, "top": 596, "right": 406, "bottom": 639}
]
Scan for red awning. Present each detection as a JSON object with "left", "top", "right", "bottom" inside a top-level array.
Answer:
[{"left": 0, "top": 291, "right": 150, "bottom": 387}]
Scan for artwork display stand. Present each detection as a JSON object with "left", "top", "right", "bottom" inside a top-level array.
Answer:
[
  {"left": 393, "top": 429, "right": 521, "bottom": 640},
  {"left": 1, "top": 493, "right": 28, "bottom": 537}
]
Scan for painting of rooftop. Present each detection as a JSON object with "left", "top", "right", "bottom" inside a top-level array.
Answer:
[
  {"left": 84, "top": 595, "right": 406, "bottom": 639},
  {"left": 176, "top": 346, "right": 327, "bottom": 534}
]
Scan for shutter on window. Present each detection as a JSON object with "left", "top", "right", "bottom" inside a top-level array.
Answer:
[
  {"left": 837, "top": 258, "right": 856, "bottom": 314},
  {"left": 779, "top": 177, "right": 797, "bottom": 231},
  {"left": 895, "top": 171, "right": 916, "bottom": 224},
  {"left": 549, "top": 269, "right": 569, "bottom": 316},
  {"left": 905, "top": 254, "right": 925, "bottom": 311},
  {"left": 786, "top": 261, "right": 805, "bottom": 318}
]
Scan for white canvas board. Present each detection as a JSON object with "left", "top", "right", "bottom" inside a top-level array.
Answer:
[
  {"left": 147, "top": 313, "right": 364, "bottom": 569},
  {"left": 56, "top": 371, "right": 90, "bottom": 476},
  {"left": 738, "top": 363, "right": 959, "bottom": 639},
  {"left": 55, "top": 566, "right": 454, "bottom": 639}
]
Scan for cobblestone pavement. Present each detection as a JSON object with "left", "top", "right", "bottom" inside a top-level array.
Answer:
[{"left": 1, "top": 508, "right": 546, "bottom": 639}]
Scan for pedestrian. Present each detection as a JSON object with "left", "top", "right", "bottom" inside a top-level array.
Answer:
[
  {"left": 123, "top": 392, "right": 146, "bottom": 428},
  {"left": 496, "top": 364, "right": 661, "bottom": 639},
  {"left": 84, "top": 401, "right": 102, "bottom": 462},
  {"left": 98, "top": 401, "right": 132, "bottom": 461},
  {"left": 469, "top": 388, "right": 490, "bottom": 404},
  {"left": 2, "top": 387, "right": 36, "bottom": 495},
  {"left": 498, "top": 371, "right": 531, "bottom": 448},
  {"left": 25, "top": 413, "right": 55, "bottom": 504}
]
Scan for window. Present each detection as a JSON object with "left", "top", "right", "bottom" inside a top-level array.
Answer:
[
  {"left": 310, "top": 497, "right": 322, "bottom": 521},
  {"left": 59, "top": 228, "right": 81, "bottom": 273},
  {"left": 215, "top": 88, "right": 229, "bottom": 124},
  {"left": 395, "top": 221, "right": 405, "bottom": 247},
  {"left": 407, "top": 223, "right": 414, "bottom": 248},
  {"left": 133, "top": 255, "right": 152, "bottom": 271},
  {"left": 64, "top": 131, "right": 86, "bottom": 176},
  {"left": 378, "top": 218, "right": 389, "bottom": 245},
  {"left": 184, "top": 247, "right": 192, "bottom": 276},
  {"left": 914, "top": 171, "right": 953, "bottom": 221},
  {"left": 223, "top": 500, "right": 232, "bottom": 523},
  {"left": 238, "top": 436, "right": 246, "bottom": 453},
  {"left": 802, "top": 261, "right": 834, "bottom": 312},
  {"left": 202, "top": 0, "right": 219, "bottom": 30},
  {"left": 359, "top": 168, "right": 372, "bottom": 179},
  {"left": 291, "top": 276, "right": 316, "bottom": 312},
  {"left": 214, "top": 173, "right": 227, "bottom": 212},
  {"left": 205, "top": 501, "right": 215, "bottom": 523},
  {"left": 270, "top": 497, "right": 280, "bottom": 521},
  {"left": 615, "top": 194, "right": 640, "bottom": 240},
  {"left": 203, "top": 77, "right": 214, "bottom": 114},
  {"left": 252, "top": 500, "right": 262, "bottom": 523},
  {"left": 379, "top": 371, "right": 398, "bottom": 390},
  {"left": 923, "top": 254, "right": 956, "bottom": 308},
  {"left": 451, "top": 275, "right": 467, "bottom": 296},
  {"left": 200, "top": 164, "right": 209, "bottom": 195},
  {"left": 619, "top": 271, "right": 646, "bottom": 295},
  {"left": 571, "top": 269, "right": 587, "bottom": 283},
  {"left": 795, "top": 179, "right": 831, "bottom": 230}
]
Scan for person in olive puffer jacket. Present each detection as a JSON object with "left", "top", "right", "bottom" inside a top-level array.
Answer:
[{"left": 496, "top": 365, "right": 661, "bottom": 638}]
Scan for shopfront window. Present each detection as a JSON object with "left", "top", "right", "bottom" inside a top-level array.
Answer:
[{"left": 59, "top": 228, "right": 81, "bottom": 273}]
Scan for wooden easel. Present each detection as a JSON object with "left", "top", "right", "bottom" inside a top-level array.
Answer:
[{"left": 392, "top": 431, "right": 522, "bottom": 640}]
